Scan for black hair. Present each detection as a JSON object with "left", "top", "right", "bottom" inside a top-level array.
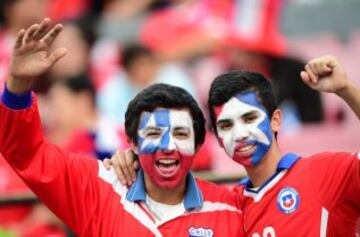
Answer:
[
  {"left": 121, "top": 44, "right": 153, "bottom": 70},
  {"left": 125, "top": 83, "right": 206, "bottom": 148},
  {"left": 208, "top": 70, "right": 278, "bottom": 135},
  {"left": 54, "top": 73, "right": 96, "bottom": 106}
]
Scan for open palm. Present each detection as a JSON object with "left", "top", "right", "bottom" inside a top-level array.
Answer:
[{"left": 10, "top": 18, "right": 67, "bottom": 80}]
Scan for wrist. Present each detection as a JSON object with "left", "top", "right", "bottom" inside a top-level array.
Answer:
[
  {"left": 7, "top": 75, "right": 33, "bottom": 94},
  {"left": 336, "top": 79, "right": 354, "bottom": 99}
]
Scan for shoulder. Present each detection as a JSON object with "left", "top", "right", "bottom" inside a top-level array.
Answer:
[
  {"left": 301, "top": 151, "right": 359, "bottom": 165},
  {"left": 195, "top": 178, "right": 239, "bottom": 205}
]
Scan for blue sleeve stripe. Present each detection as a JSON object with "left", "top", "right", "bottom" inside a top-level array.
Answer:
[{"left": 1, "top": 84, "right": 32, "bottom": 110}]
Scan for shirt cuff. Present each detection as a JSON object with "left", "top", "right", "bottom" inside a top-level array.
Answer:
[{"left": 1, "top": 84, "right": 32, "bottom": 110}]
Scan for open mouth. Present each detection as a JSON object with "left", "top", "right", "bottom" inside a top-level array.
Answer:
[
  {"left": 155, "top": 159, "right": 180, "bottom": 177},
  {"left": 235, "top": 144, "right": 256, "bottom": 156}
]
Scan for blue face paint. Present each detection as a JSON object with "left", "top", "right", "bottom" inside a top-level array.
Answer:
[
  {"left": 138, "top": 110, "right": 171, "bottom": 154},
  {"left": 216, "top": 92, "right": 273, "bottom": 167}
]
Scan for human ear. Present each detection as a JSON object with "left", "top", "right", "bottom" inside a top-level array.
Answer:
[{"left": 270, "top": 109, "right": 282, "bottom": 133}]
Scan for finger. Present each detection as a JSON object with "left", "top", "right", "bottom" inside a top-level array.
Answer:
[
  {"left": 47, "top": 47, "right": 68, "bottom": 66},
  {"left": 41, "top": 24, "right": 63, "bottom": 46},
  {"left": 114, "top": 164, "right": 128, "bottom": 185},
  {"left": 23, "top": 24, "right": 40, "bottom": 44},
  {"left": 103, "top": 159, "right": 112, "bottom": 170},
  {"left": 33, "top": 18, "right": 51, "bottom": 41},
  {"left": 300, "top": 71, "right": 310, "bottom": 84},
  {"left": 14, "top": 29, "right": 26, "bottom": 49},
  {"left": 126, "top": 150, "right": 137, "bottom": 182},
  {"left": 305, "top": 64, "right": 318, "bottom": 84},
  {"left": 318, "top": 61, "right": 332, "bottom": 75},
  {"left": 111, "top": 155, "right": 127, "bottom": 185},
  {"left": 133, "top": 161, "right": 140, "bottom": 181},
  {"left": 122, "top": 150, "right": 135, "bottom": 185},
  {"left": 112, "top": 151, "right": 128, "bottom": 185}
]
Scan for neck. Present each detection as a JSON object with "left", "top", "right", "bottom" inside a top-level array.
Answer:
[
  {"left": 245, "top": 142, "right": 282, "bottom": 188},
  {"left": 143, "top": 174, "right": 187, "bottom": 205}
]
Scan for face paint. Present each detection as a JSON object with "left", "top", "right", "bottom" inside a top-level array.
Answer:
[
  {"left": 137, "top": 109, "right": 195, "bottom": 189},
  {"left": 214, "top": 92, "right": 273, "bottom": 167}
]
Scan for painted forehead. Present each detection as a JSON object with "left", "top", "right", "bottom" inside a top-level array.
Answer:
[
  {"left": 214, "top": 91, "right": 266, "bottom": 119},
  {"left": 139, "top": 109, "right": 193, "bottom": 129}
]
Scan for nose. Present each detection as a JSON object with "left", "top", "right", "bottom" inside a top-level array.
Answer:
[
  {"left": 233, "top": 123, "right": 249, "bottom": 142},
  {"left": 159, "top": 131, "right": 176, "bottom": 152}
]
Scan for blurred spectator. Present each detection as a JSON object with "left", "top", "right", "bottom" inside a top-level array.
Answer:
[
  {"left": 140, "top": 0, "right": 232, "bottom": 61},
  {"left": 96, "top": 0, "right": 156, "bottom": 44},
  {"left": 46, "top": 74, "right": 123, "bottom": 160},
  {"left": 46, "top": 18, "right": 96, "bottom": 85},
  {"left": 97, "top": 44, "right": 196, "bottom": 124}
]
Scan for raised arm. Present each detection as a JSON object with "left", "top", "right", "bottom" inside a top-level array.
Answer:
[
  {"left": 0, "top": 19, "right": 101, "bottom": 234},
  {"left": 301, "top": 55, "right": 360, "bottom": 120}
]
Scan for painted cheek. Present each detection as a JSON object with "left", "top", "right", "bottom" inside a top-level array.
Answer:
[{"left": 139, "top": 153, "right": 194, "bottom": 189}]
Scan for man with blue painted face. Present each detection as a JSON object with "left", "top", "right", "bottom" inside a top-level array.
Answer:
[
  {"left": 109, "top": 55, "right": 360, "bottom": 236},
  {"left": 0, "top": 19, "right": 244, "bottom": 236},
  {"left": 207, "top": 57, "right": 360, "bottom": 236}
]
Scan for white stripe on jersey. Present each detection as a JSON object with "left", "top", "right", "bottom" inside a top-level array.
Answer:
[
  {"left": 320, "top": 207, "right": 329, "bottom": 237},
  {"left": 243, "top": 170, "right": 287, "bottom": 202},
  {"left": 183, "top": 201, "right": 242, "bottom": 216},
  {"left": 98, "top": 161, "right": 163, "bottom": 237},
  {"left": 357, "top": 152, "right": 360, "bottom": 160}
]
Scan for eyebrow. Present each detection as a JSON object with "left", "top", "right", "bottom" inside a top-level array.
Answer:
[
  {"left": 143, "top": 126, "right": 162, "bottom": 131},
  {"left": 217, "top": 119, "right": 232, "bottom": 125},
  {"left": 242, "top": 111, "right": 259, "bottom": 117},
  {"left": 173, "top": 126, "right": 190, "bottom": 131}
]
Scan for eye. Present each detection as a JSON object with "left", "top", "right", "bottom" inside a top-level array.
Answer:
[
  {"left": 243, "top": 113, "right": 258, "bottom": 123},
  {"left": 173, "top": 129, "right": 190, "bottom": 139},
  {"left": 217, "top": 120, "right": 233, "bottom": 131},
  {"left": 144, "top": 130, "right": 161, "bottom": 139}
]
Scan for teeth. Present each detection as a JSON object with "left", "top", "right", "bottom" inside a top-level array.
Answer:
[
  {"left": 158, "top": 160, "right": 176, "bottom": 165},
  {"left": 237, "top": 145, "right": 254, "bottom": 152}
]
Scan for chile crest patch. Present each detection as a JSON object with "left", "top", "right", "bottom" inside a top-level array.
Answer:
[{"left": 277, "top": 187, "right": 299, "bottom": 214}]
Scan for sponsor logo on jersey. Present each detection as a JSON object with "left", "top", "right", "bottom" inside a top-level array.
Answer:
[
  {"left": 277, "top": 187, "right": 299, "bottom": 214},
  {"left": 188, "top": 227, "right": 214, "bottom": 237}
]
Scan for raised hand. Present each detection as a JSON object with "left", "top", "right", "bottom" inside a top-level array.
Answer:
[
  {"left": 300, "top": 55, "right": 348, "bottom": 94},
  {"left": 8, "top": 18, "right": 67, "bottom": 94},
  {"left": 103, "top": 149, "right": 140, "bottom": 186}
]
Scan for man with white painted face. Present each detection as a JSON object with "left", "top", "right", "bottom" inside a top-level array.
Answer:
[
  {"left": 110, "top": 55, "right": 360, "bottom": 236},
  {"left": 207, "top": 58, "right": 360, "bottom": 236},
  {"left": 0, "top": 19, "right": 244, "bottom": 236}
]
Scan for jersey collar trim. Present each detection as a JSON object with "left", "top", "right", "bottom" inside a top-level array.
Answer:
[
  {"left": 242, "top": 153, "right": 300, "bottom": 198},
  {"left": 126, "top": 169, "right": 203, "bottom": 210}
]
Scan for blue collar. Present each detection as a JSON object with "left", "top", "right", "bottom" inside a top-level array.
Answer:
[
  {"left": 238, "top": 153, "right": 300, "bottom": 188},
  {"left": 126, "top": 169, "right": 203, "bottom": 210}
]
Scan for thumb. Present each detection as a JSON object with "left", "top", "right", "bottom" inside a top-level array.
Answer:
[{"left": 47, "top": 47, "right": 68, "bottom": 66}]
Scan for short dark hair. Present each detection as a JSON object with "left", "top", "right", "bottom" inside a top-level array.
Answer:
[
  {"left": 208, "top": 70, "right": 278, "bottom": 135},
  {"left": 125, "top": 83, "right": 206, "bottom": 148},
  {"left": 121, "top": 44, "right": 153, "bottom": 70}
]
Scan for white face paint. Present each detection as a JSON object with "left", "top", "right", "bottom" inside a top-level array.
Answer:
[
  {"left": 215, "top": 92, "right": 272, "bottom": 167},
  {"left": 138, "top": 109, "right": 195, "bottom": 156}
]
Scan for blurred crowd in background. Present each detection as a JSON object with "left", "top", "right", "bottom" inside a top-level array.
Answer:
[{"left": 1, "top": 0, "right": 360, "bottom": 236}]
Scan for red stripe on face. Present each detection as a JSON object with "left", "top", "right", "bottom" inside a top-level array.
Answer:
[{"left": 214, "top": 104, "right": 225, "bottom": 120}]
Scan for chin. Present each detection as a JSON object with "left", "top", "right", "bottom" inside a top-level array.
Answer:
[{"left": 154, "top": 177, "right": 184, "bottom": 190}]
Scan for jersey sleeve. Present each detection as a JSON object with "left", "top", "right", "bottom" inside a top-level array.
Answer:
[
  {"left": 0, "top": 92, "right": 102, "bottom": 234},
  {"left": 309, "top": 152, "right": 360, "bottom": 210}
]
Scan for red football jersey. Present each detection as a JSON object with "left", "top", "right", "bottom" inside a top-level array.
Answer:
[
  {"left": 235, "top": 153, "right": 360, "bottom": 236},
  {"left": 0, "top": 92, "right": 244, "bottom": 237}
]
